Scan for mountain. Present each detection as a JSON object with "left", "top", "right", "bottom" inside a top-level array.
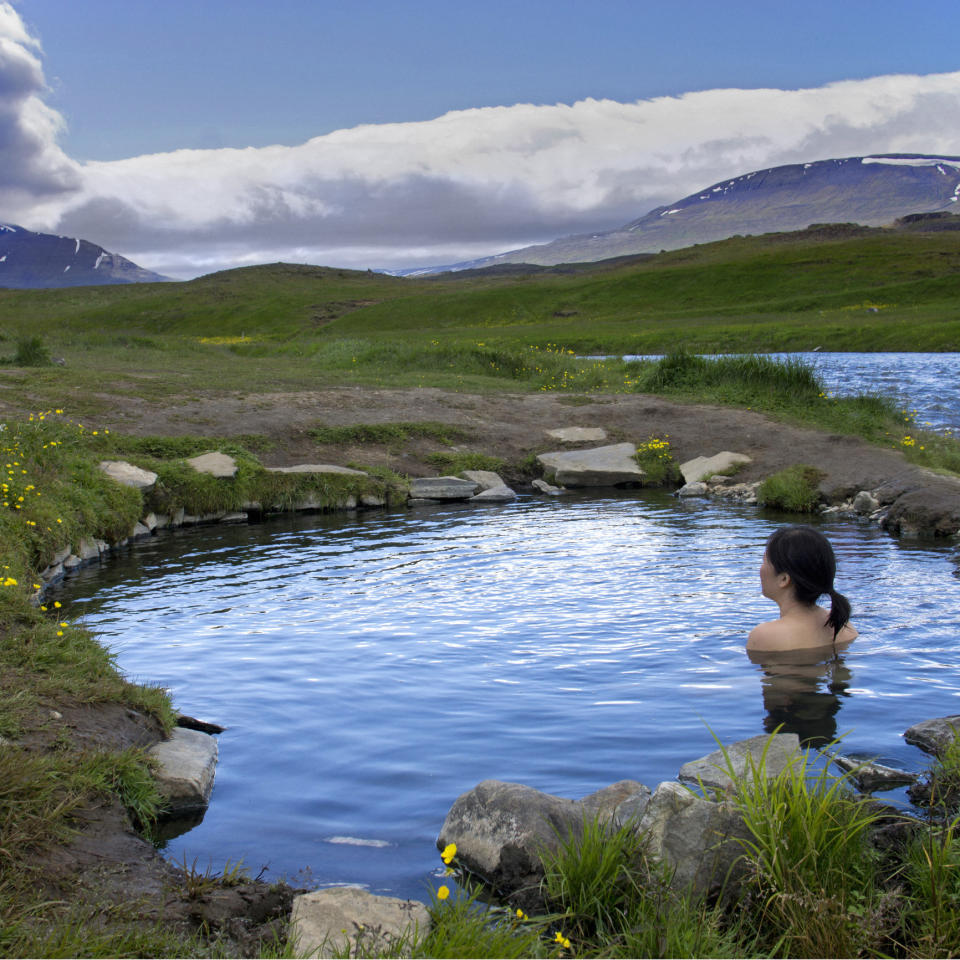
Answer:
[
  {"left": 0, "top": 223, "right": 171, "bottom": 288},
  {"left": 416, "top": 154, "right": 960, "bottom": 273}
]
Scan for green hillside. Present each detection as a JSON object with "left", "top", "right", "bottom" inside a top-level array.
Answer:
[{"left": 2, "top": 228, "right": 959, "bottom": 357}]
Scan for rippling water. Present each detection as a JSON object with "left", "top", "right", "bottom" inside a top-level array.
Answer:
[{"left": 55, "top": 492, "right": 960, "bottom": 900}]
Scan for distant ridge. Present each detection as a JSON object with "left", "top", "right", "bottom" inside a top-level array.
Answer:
[
  {"left": 410, "top": 154, "right": 960, "bottom": 273},
  {"left": 0, "top": 223, "right": 171, "bottom": 288}
]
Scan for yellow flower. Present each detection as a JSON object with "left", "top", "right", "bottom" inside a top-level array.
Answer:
[
  {"left": 54, "top": 601, "right": 61, "bottom": 608},
  {"left": 441, "top": 842, "right": 457, "bottom": 864},
  {"left": 437, "top": 885, "right": 450, "bottom": 900},
  {"left": 554, "top": 931, "right": 571, "bottom": 948},
  {"left": 516, "top": 908, "right": 528, "bottom": 920}
]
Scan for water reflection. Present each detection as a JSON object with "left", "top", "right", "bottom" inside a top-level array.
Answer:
[{"left": 748, "top": 645, "right": 853, "bottom": 746}]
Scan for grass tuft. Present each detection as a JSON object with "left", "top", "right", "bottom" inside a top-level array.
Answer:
[{"left": 757, "top": 464, "right": 825, "bottom": 513}]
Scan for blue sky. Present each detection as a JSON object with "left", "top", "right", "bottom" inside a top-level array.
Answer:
[{"left": 4, "top": 0, "right": 960, "bottom": 275}]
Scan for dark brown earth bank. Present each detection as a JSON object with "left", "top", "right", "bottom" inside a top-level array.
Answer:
[{"left": 7, "top": 386, "right": 960, "bottom": 955}]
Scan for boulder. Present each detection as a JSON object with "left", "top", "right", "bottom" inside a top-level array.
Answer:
[
  {"left": 219, "top": 512, "right": 248, "bottom": 523},
  {"left": 436, "top": 779, "right": 586, "bottom": 910},
  {"left": 289, "top": 887, "right": 429, "bottom": 959},
  {"left": 268, "top": 464, "right": 367, "bottom": 476},
  {"left": 131, "top": 522, "right": 152, "bottom": 540},
  {"left": 678, "top": 734, "right": 800, "bottom": 791},
  {"left": 360, "top": 493, "right": 386, "bottom": 507},
  {"left": 185, "top": 452, "right": 238, "bottom": 478},
  {"left": 581, "top": 780, "right": 652, "bottom": 825},
  {"left": 677, "top": 481, "right": 709, "bottom": 498},
  {"left": 147, "top": 727, "right": 218, "bottom": 815},
  {"left": 678, "top": 452, "right": 752, "bottom": 484},
  {"left": 636, "top": 781, "right": 751, "bottom": 896},
  {"left": 462, "top": 471, "right": 517, "bottom": 502},
  {"left": 537, "top": 443, "right": 644, "bottom": 487},
  {"left": 904, "top": 715, "right": 960, "bottom": 757},
  {"left": 545, "top": 427, "right": 607, "bottom": 443},
  {"left": 531, "top": 478, "right": 566, "bottom": 495},
  {"left": 853, "top": 490, "right": 881, "bottom": 515},
  {"left": 408, "top": 477, "right": 481, "bottom": 500},
  {"left": 831, "top": 754, "right": 918, "bottom": 792},
  {"left": 99, "top": 460, "right": 158, "bottom": 491}
]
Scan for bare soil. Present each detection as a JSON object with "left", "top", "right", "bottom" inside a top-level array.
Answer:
[{"left": 10, "top": 386, "right": 960, "bottom": 954}]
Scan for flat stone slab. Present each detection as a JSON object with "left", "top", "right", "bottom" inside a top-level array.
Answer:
[
  {"left": 537, "top": 442, "right": 643, "bottom": 487},
  {"left": 678, "top": 734, "right": 800, "bottom": 791},
  {"left": 409, "top": 476, "right": 481, "bottom": 500},
  {"left": 832, "top": 754, "right": 918, "bottom": 792},
  {"left": 290, "top": 887, "right": 429, "bottom": 959},
  {"left": 545, "top": 426, "right": 607, "bottom": 442},
  {"left": 904, "top": 715, "right": 960, "bottom": 757},
  {"left": 147, "top": 727, "right": 218, "bottom": 814},
  {"left": 470, "top": 484, "right": 517, "bottom": 502},
  {"left": 679, "top": 451, "right": 752, "bottom": 484},
  {"left": 186, "top": 452, "right": 237, "bottom": 478},
  {"left": 268, "top": 464, "right": 367, "bottom": 476},
  {"left": 98, "top": 460, "right": 158, "bottom": 491}
]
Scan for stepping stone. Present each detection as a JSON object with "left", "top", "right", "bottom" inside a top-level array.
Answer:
[
  {"left": 186, "top": 452, "right": 237, "bottom": 478},
  {"left": 537, "top": 442, "right": 643, "bottom": 487},
  {"left": 679, "top": 451, "right": 751, "bottom": 484},
  {"left": 99, "top": 460, "right": 158, "bottom": 491},
  {"left": 409, "top": 477, "right": 481, "bottom": 500},
  {"left": 147, "top": 727, "right": 218, "bottom": 814},
  {"left": 545, "top": 427, "right": 607, "bottom": 442}
]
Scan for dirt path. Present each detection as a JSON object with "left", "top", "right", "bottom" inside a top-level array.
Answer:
[{"left": 81, "top": 386, "right": 960, "bottom": 536}]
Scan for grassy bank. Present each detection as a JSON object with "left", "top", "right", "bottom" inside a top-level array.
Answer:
[{"left": 0, "top": 410, "right": 411, "bottom": 957}]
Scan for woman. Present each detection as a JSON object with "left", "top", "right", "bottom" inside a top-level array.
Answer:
[{"left": 747, "top": 525, "right": 858, "bottom": 653}]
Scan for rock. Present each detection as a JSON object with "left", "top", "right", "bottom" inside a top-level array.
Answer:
[
  {"left": 545, "top": 427, "right": 608, "bottom": 443},
  {"left": 170, "top": 508, "right": 186, "bottom": 528},
  {"left": 289, "top": 887, "right": 429, "bottom": 959},
  {"left": 677, "top": 481, "right": 709, "bottom": 498},
  {"left": 142, "top": 512, "right": 158, "bottom": 531},
  {"left": 40, "top": 562, "right": 63, "bottom": 583},
  {"left": 470, "top": 484, "right": 516, "bottom": 502},
  {"left": 62, "top": 554, "right": 82, "bottom": 571},
  {"left": 537, "top": 443, "right": 644, "bottom": 487},
  {"left": 853, "top": 490, "right": 881, "bottom": 515},
  {"left": 408, "top": 477, "right": 481, "bottom": 500},
  {"left": 437, "top": 779, "right": 587, "bottom": 910},
  {"left": 460, "top": 470, "right": 506, "bottom": 491},
  {"left": 52, "top": 545, "right": 71, "bottom": 565},
  {"left": 76, "top": 538, "right": 101, "bottom": 561},
  {"left": 532, "top": 478, "right": 566, "bottom": 495},
  {"left": 678, "top": 734, "right": 801, "bottom": 791},
  {"left": 99, "top": 460, "right": 158, "bottom": 491},
  {"left": 904, "top": 716, "right": 960, "bottom": 757},
  {"left": 831, "top": 754, "right": 918, "bottom": 792},
  {"left": 147, "top": 727, "right": 218, "bottom": 814},
  {"left": 636, "top": 780, "right": 751, "bottom": 896},
  {"left": 220, "top": 512, "right": 248, "bottom": 523},
  {"left": 131, "top": 522, "right": 152, "bottom": 539},
  {"left": 581, "top": 780, "right": 652, "bottom": 825},
  {"left": 185, "top": 452, "right": 238, "bottom": 478},
  {"left": 360, "top": 494, "right": 386, "bottom": 507},
  {"left": 268, "top": 464, "right": 367, "bottom": 476},
  {"left": 678, "top": 452, "right": 752, "bottom": 484}
]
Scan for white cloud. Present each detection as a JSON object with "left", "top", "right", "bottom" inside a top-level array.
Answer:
[
  {"left": 0, "top": 3, "right": 79, "bottom": 217},
  {"left": 4, "top": 2, "right": 959, "bottom": 277}
]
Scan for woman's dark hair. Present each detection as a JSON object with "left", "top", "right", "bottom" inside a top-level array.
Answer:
[{"left": 766, "top": 525, "right": 851, "bottom": 638}]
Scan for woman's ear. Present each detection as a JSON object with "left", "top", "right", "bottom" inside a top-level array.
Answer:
[{"left": 778, "top": 571, "right": 792, "bottom": 590}]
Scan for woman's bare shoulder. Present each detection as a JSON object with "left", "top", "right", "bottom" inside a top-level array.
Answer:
[{"left": 747, "top": 619, "right": 787, "bottom": 650}]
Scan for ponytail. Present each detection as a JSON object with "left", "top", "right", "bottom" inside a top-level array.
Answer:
[{"left": 825, "top": 588, "right": 851, "bottom": 640}]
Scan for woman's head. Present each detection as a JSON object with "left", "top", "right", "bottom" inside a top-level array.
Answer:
[{"left": 764, "top": 525, "right": 851, "bottom": 637}]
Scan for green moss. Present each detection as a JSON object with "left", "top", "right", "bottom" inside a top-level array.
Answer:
[
  {"left": 425, "top": 451, "right": 506, "bottom": 474},
  {"left": 757, "top": 464, "right": 825, "bottom": 513}
]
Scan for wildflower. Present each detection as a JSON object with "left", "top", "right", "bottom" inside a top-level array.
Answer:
[
  {"left": 554, "top": 931, "right": 571, "bottom": 948},
  {"left": 437, "top": 885, "right": 450, "bottom": 900},
  {"left": 54, "top": 601, "right": 61, "bottom": 608},
  {"left": 2, "top": 577, "right": 17, "bottom": 586},
  {"left": 56, "top": 630, "right": 63, "bottom": 637},
  {"left": 516, "top": 908, "right": 528, "bottom": 920},
  {"left": 441, "top": 842, "right": 457, "bottom": 864}
]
